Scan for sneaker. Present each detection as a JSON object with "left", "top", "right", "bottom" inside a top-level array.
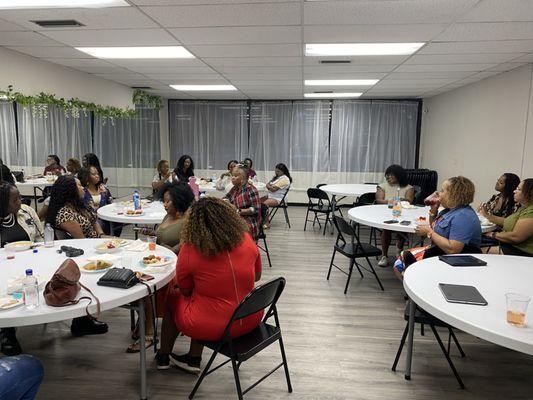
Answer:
[
  {"left": 170, "top": 353, "right": 201, "bottom": 374},
  {"left": 155, "top": 352, "right": 170, "bottom": 370},
  {"left": 378, "top": 256, "right": 389, "bottom": 268},
  {"left": 0, "top": 328, "right": 22, "bottom": 356}
]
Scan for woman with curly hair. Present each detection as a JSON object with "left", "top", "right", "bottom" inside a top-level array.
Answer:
[
  {"left": 155, "top": 197, "right": 262, "bottom": 373},
  {"left": 173, "top": 155, "right": 194, "bottom": 183},
  {"left": 82, "top": 153, "right": 105, "bottom": 185}
]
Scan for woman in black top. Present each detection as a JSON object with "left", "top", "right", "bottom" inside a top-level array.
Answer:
[
  {"left": 478, "top": 173, "right": 520, "bottom": 217},
  {"left": 82, "top": 153, "right": 105, "bottom": 185},
  {"left": 173, "top": 155, "right": 194, "bottom": 183}
]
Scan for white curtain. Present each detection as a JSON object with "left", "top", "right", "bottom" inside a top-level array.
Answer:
[
  {"left": 16, "top": 104, "right": 92, "bottom": 169},
  {"left": 0, "top": 102, "right": 17, "bottom": 166},
  {"left": 93, "top": 105, "right": 161, "bottom": 196},
  {"left": 330, "top": 100, "right": 418, "bottom": 183},
  {"left": 168, "top": 101, "right": 248, "bottom": 171}
]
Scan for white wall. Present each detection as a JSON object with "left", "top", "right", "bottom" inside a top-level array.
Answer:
[
  {"left": 0, "top": 47, "right": 133, "bottom": 108},
  {"left": 420, "top": 64, "right": 533, "bottom": 203}
]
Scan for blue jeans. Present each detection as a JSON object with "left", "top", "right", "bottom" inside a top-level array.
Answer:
[{"left": 0, "top": 355, "right": 44, "bottom": 400}]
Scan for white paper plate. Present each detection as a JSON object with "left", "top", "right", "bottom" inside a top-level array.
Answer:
[
  {"left": 0, "top": 296, "right": 24, "bottom": 311},
  {"left": 81, "top": 262, "right": 114, "bottom": 274},
  {"left": 5, "top": 241, "right": 34, "bottom": 252},
  {"left": 139, "top": 256, "right": 173, "bottom": 268}
]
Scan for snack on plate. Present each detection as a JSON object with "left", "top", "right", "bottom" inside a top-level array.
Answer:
[
  {"left": 417, "top": 216, "right": 427, "bottom": 222},
  {"left": 142, "top": 255, "right": 162, "bottom": 265},
  {"left": 84, "top": 260, "right": 113, "bottom": 271},
  {"left": 125, "top": 208, "right": 143, "bottom": 216}
]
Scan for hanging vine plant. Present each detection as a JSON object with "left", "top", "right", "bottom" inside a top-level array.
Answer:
[
  {"left": 132, "top": 89, "right": 163, "bottom": 109},
  {"left": 0, "top": 85, "right": 139, "bottom": 120}
]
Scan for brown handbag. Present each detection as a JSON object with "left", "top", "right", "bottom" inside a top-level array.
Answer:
[{"left": 43, "top": 258, "right": 101, "bottom": 318}]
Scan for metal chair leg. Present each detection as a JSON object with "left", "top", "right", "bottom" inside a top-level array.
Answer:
[
  {"left": 189, "top": 350, "right": 219, "bottom": 399},
  {"left": 344, "top": 259, "right": 355, "bottom": 294},
  {"left": 429, "top": 324, "right": 466, "bottom": 389},
  {"left": 278, "top": 335, "right": 293, "bottom": 393},
  {"left": 231, "top": 357, "right": 244, "bottom": 400},
  {"left": 365, "top": 257, "right": 384, "bottom": 291},
  {"left": 392, "top": 323, "right": 409, "bottom": 371},
  {"left": 263, "top": 237, "right": 272, "bottom": 268},
  {"left": 327, "top": 249, "right": 336, "bottom": 280}
]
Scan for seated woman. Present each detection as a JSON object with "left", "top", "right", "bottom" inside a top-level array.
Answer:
[
  {"left": 0, "top": 354, "right": 44, "bottom": 399},
  {"left": 44, "top": 154, "right": 66, "bottom": 176},
  {"left": 173, "top": 155, "right": 194, "bottom": 183},
  {"left": 243, "top": 157, "right": 257, "bottom": 179},
  {"left": 394, "top": 176, "right": 482, "bottom": 280},
  {"left": 224, "top": 164, "right": 261, "bottom": 238},
  {"left": 82, "top": 153, "right": 105, "bottom": 185},
  {"left": 46, "top": 175, "right": 109, "bottom": 336},
  {"left": 375, "top": 164, "right": 414, "bottom": 267},
  {"left": 152, "top": 159, "right": 172, "bottom": 193},
  {"left": 216, "top": 159, "right": 238, "bottom": 190},
  {"left": 78, "top": 166, "right": 120, "bottom": 236},
  {"left": 66, "top": 157, "right": 82, "bottom": 177},
  {"left": 155, "top": 197, "right": 262, "bottom": 372},
  {"left": 0, "top": 182, "right": 43, "bottom": 356},
  {"left": 128, "top": 182, "right": 195, "bottom": 353},
  {"left": 480, "top": 178, "right": 533, "bottom": 257},
  {"left": 0, "top": 159, "right": 15, "bottom": 185},
  {"left": 261, "top": 163, "right": 292, "bottom": 228},
  {"left": 478, "top": 173, "right": 520, "bottom": 217}
]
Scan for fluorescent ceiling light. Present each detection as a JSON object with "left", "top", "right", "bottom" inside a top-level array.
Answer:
[
  {"left": 305, "top": 43, "right": 424, "bottom": 56},
  {"left": 0, "top": 0, "right": 129, "bottom": 9},
  {"left": 304, "top": 93, "right": 362, "bottom": 98},
  {"left": 170, "top": 85, "right": 237, "bottom": 91},
  {"left": 76, "top": 46, "right": 194, "bottom": 59},
  {"left": 305, "top": 79, "right": 378, "bottom": 86}
]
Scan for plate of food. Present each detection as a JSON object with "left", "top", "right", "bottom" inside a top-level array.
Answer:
[
  {"left": 94, "top": 239, "right": 130, "bottom": 253},
  {"left": 140, "top": 255, "right": 173, "bottom": 268},
  {"left": 4, "top": 241, "right": 34, "bottom": 252},
  {"left": 0, "top": 296, "right": 24, "bottom": 311},
  {"left": 123, "top": 208, "right": 144, "bottom": 217},
  {"left": 81, "top": 260, "right": 114, "bottom": 273}
]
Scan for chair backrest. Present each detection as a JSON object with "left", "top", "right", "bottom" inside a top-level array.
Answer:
[
  {"left": 279, "top": 186, "right": 290, "bottom": 205},
  {"left": 54, "top": 228, "right": 72, "bottom": 240},
  {"left": 333, "top": 215, "right": 356, "bottom": 239},
  {"left": 357, "top": 192, "right": 375, "bottom": 205},
  {"left": 316, "top": 183, "right": 327, "bottom": 188},
  {"left": 412, "top": 185, "right": 422, "bottom": 205},
  {"left": 405, "top": 169, "right": 438, "bottom": 202},
  {"left": 221, "top": 277, "right": 286, "bottom": 339},
  {"left": 307, "top": 187, "right": 329, "bottom": 202}
]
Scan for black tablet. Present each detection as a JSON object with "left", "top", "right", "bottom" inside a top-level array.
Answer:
[
  {"left": 438, "top": 255, "right": 487, "bottom": 267},
  {"left": 438, "top": 283, "right": 488, "bottom": 306}
]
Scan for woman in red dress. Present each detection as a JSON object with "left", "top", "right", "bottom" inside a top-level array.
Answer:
[{"left": 156, "top": 197, "right": 262, "bottom": 373}]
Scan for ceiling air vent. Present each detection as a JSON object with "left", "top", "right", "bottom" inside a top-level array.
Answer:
[
  {"left": 314, "top": 91, "right": 333, "bottom": 94},
  {"left": 319, "top": 60, "right": 351, "bottom": 64},
  {"left": 131, "top": 86, "right": 152, "bottom": 89},
  {"left": 31, "top": 19, "right": 85, "bottom": 28}
]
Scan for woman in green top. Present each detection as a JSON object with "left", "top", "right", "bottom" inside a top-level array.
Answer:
[
  {"left": 481, "top": 178, "right": 533, "bottom": 256},
  {"left": 127, "top": 182, "right": 195, "bottom": 352}
]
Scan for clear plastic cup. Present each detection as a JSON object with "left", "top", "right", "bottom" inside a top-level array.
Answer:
[
  {"left": 424, "top": 191, "right": 440, "bottom": 207},
  {"left": 121, "top": 255, "right": 132, "bottom": 269},
  {"left": 506, "top": 293, "right": 530, "bottom": 327},
  {"left": 147, "top": 236, "right": 157, "bottom": 252}
]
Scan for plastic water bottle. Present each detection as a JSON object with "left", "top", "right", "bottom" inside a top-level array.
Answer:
[
  {"left": 44, "top": 223, "right": 54, "bottom": 248},
  {"left": 23, "top": 269, "right": 39, "bottom": 310},
  {"left": 392, "top": 187, "right": 402, "bottom": 219},
  {"left": 133, "top": 190, "right": 141, "bottom": 210}
]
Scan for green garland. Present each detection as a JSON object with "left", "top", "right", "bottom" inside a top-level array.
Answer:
[{"left": 0, "top": 86, "right": 161, "bottom": 120}]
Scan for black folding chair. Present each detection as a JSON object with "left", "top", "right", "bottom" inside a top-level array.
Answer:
[
  {"left": 255, "top": 204, "right": 272, "bottom": 268},
  {"left": 352, "top": 192, "right": 379, "bottom": 245},
  {"left": 304, "top": 187, "right": 337, "bottom": 235},
  {"left": 268, "top": 188, "right": 291, "bottom": 228},
  {"left": 392, "top": 303, "right": 466, "bottom": 389},
  {"left": 189, "top": 277, "right": 292, "bottom": 400},
  {"left": 327, "top": 215, "right": 384, "bottom": 293}
]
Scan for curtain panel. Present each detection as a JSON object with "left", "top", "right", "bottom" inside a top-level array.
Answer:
[{"left": 0, "top": 102, "right": 17, "bottom": 166}]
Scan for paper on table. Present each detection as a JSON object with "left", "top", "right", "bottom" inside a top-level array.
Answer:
[
  {"left": 125, "top": 239, "right": 148, "bottom": 252},
  {"left": 86, "top": 254, "right": 121, "bottom": 262}
]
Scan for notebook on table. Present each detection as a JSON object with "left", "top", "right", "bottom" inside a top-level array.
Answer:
[
  {"left": 438, "top": 283, "right": 488, "bottom": 306},
  {"left": 438, "top": 255, "right": 487, "bottom": 267}
]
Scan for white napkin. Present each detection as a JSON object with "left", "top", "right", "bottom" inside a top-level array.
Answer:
[
  {"left": 86, "top": 254, "right": 121, "bottom": 262},
  {"left": 125, "top": 239, "right": 148, "bottom": 252}
]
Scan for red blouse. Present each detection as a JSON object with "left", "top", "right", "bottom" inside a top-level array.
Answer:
[{"left": 173, "top": 233, "right": 263, "bottom": 341}]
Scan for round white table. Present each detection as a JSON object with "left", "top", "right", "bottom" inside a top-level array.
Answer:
[
  {"left": 17, "top": 178, "right": 56, "bottom": 209},
  {"left": 0, "top": 239, "right": 176, "bottom": 399},
  {"left": 320, "top": 184, "right": 377, "bottom": 216},
  {"left": 402, "top": 254, "right": 533, "bottom": 380},
  {"left": 348, "top": 204, "right": 496, "bottom": 234},
  {"left": 98, "top": 201, "right": 167, "bottom": 225}
]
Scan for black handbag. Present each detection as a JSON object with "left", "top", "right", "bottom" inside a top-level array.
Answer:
[{"left": 97, "top": 268, "right": 139, "bottom": 289}]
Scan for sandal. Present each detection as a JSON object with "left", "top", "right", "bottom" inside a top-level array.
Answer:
[{"left": 126, "top": 336, "right": 154, "bottom": 353}]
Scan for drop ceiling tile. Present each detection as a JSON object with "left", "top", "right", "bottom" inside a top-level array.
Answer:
[
  {"left": 404, "top": 53, "right": 525, "bottom": 64},
  {"left": 304, "top": 0, "right": 478, "bottom": 24},
  {"left": 395, "top": 63, "right": 497, "bottom": 72},
  {"left": 126, "top": 66, "right": 216, "bottom": 74},
  {"left": 304, "top": 65, "right": 397, "bottom": 73},
  {"left": 436, "top": 22, "right": 533, "bottom": 41},
  {"left": 0, "top": 18, "right": 27, "bottom": 31},
  {"left": 231, "top": 81, "right": 302, "bottom": 86},
  {"left": 73, "top": 66, "right": 133, "bottom": 74},
  {"left": 223, "top": 72, "right": 302, "bottom": 81},
  {"left": 0, "top": 31, "right": 64, "bottom": 46},
  {"left": 145, "top": 73, "right": 224, "bottom": 80},
  {"left": 189, "top": 44, "right": 301, "bottom": 58},
  {"left": 7, "top": 46, "right": 91, "bottom": 58},
  {"left": 418, "top": 40, "right": 533, "bottom": 54},
  {"left": 303, "top": 72, "right": 386, "bottom": 79},
  {"left": 0, "top": 7, "right": 157, "bottom": 30},
  {"left": 41, "top": 29, "right": 178, "bottom": 47},
  {"left": 386, "top": 71, "right": 476, "bottom": 79},
  {"left": 170, "top": 26, "right": 300, "bottom": 45},
  {"left": 304, "top": 24, "right": 447, "bottom": 43},
  {"left": 132, "top": 0, "right": 297, "bottom": 4},
  {"left": 42, "top": 58, "right": 117, "bottom": 67},
  {"left": 203, "top": 57, "right": 301, "bottom": 67},
  {"left": 459, "top": 0, "right": 533, "bottom": 22},
  {"left": 304, "top": 55, "right": 410, "bottom": 65},
  {"left": 154, "top": 78, "right": 230, "bottom": 85},
  {"left": 511, "top": 53, "right": 533, "bottom": 63},
  {"left": 140, "top": 3, "right": 300, "bottom": 27},
  {"left": 95, "top": 72, "right": 149, "bottom": 80},
  {"left": 486, "top": 62, "right": 528, "bottom": 72},
  {"left": 108, "top": 58, "right": 206, "bottom": 67}
]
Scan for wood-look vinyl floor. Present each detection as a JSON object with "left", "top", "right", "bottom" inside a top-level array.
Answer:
[{"left": 16, "top": 206, "right": 533, "bottom": 399}]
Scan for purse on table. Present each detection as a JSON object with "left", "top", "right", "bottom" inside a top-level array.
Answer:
[{"left": 97, "top": 268, "right": 140, "bottom": 289}]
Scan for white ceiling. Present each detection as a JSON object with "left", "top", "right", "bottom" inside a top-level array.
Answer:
[{"left": 1, "top": 0, "right": 533, "bottom": 99}]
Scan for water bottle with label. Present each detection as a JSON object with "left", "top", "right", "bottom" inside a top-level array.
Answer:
[
  {"left": 23, "top": 269, "right": 39, "bottom": 310},
  {"left": 133, "top": 190, "right": 141, "bottom": 210},
  {"left": 44, "top": 223, "right": 54, "bottom": 248},
  {"left": 392, "top": 187, "right": 402, "bottom": 219}
]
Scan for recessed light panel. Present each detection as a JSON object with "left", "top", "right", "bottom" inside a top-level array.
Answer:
[
  {"left": 305, "top": 79, "right": 378, "bottom": 86},
  {"left": 304, "top": 93, "right": 362, "bottom": 98},
  {"left": 305, "top": 43, "right": 424, "bottom": 56},
  {"left": 170, "top": 85, "right": 237, "bottom": 91},
  {"left": 76, "top": 47, "right": 195, "bottom": 59},
  {"left": 0, "top": 0, "right": 129, "bottom": 9}
]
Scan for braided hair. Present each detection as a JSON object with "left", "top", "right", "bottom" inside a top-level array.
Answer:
[
  {"left": 46, "top": 175, "right": 92, "bottom": 228},
  {"left": 180, "top": 197, "right": 248, "bottom": 257}
]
